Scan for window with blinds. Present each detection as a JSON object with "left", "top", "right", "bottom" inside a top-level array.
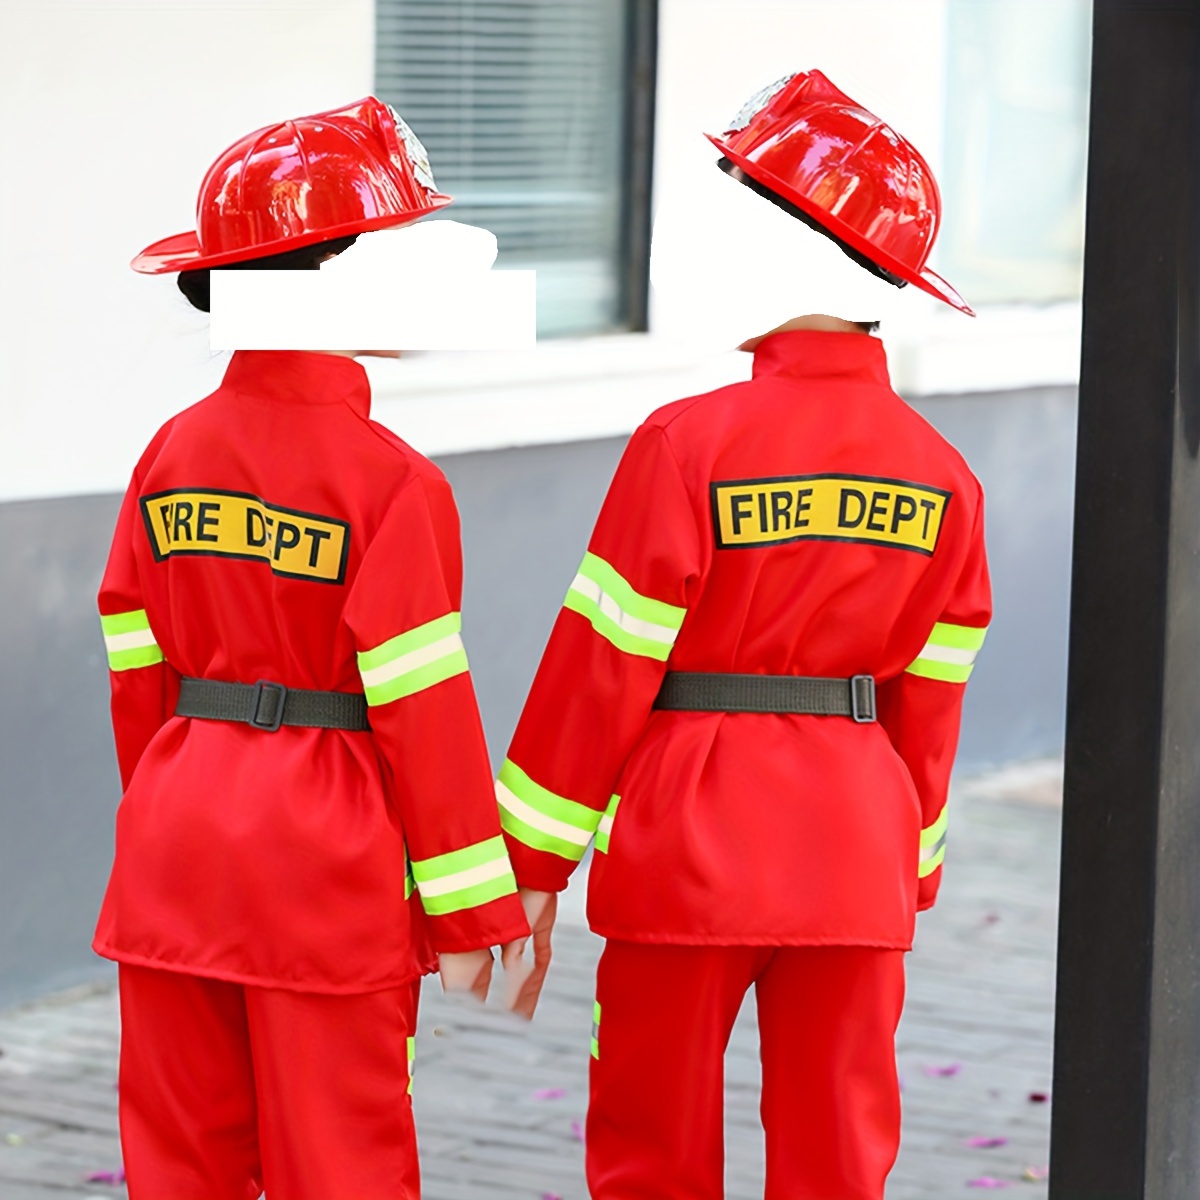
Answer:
[{"left": 376, "top": 0, "right": 649, "bottom": 337}]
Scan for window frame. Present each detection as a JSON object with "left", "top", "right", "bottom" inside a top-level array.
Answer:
[{"left": 373, "top": 0, "right": 659, "bottom": 337}]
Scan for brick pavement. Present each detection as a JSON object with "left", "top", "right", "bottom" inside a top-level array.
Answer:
[{"left": 0, "top": 760, "right": 1061, "bottom": 1199}]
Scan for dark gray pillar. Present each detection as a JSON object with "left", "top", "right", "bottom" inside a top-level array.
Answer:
[
  {"left": 1050, "top": 2, "right": 1200, "bottom": 1198},
  {"left": 619, "top": 0, "right": 658, "bottom": 332}
]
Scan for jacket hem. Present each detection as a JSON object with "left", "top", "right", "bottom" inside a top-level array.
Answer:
[
  {"left": 585, "top": 926, "right": 914, "bottom": 951},
  {"left": 93, "top": 941, "right": 432, "bottom": 994}
]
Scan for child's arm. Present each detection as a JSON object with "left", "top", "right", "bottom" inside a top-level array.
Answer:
[
  {"left": 98, "top": 468, "right": 180, "bottom": 791},
  {"left": 345, "top": 471, "right": 530, "bottom": 956},
  {"left": 876, "top": 486, "right": 992, "bottom": 910}
]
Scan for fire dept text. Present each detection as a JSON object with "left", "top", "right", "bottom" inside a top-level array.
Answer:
[
  {"left": 139, "top": 488, "right": 350, "bottom": 584},
  {"left": 711, "top": 474, "right": 950, "bottom": 555}
]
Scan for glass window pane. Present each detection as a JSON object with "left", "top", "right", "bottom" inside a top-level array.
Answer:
[
  {"left": 376, "top": 0, "right": 630, "bottom": 336},
  {"left": 938, "top": 0, "right": 1092, "bottom": 306}
]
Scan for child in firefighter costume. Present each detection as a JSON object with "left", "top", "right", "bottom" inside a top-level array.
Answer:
[
  {"left": 95, "top": 98, "right": 529, "bottom": 1200},
  {"left": 499, "top": 72, "right": 992, "bottom": 1199}
]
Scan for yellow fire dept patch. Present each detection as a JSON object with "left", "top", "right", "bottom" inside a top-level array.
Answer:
[
  {"left": 711, "top": 474, "right": 951, "bottom": 556},
  {"left": 140, "top": 489, "right": 350, "bottom": 584}
]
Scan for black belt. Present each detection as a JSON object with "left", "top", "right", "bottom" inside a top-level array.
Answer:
[
  {"left": 654, "top": 672, "right": 876, "bottom": 722},
  {"left": 176, "top": 678, "right": 371, "bottom": 732}
]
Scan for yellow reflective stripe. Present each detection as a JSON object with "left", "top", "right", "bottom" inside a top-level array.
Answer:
[
  {"left": 564, "top": 553, "right": 685, "bottom": 662},
  {"left": 410, "top": 836, "right": 517, "bottom": 916},
  {"left": 357, "top": 613, "right": 468, "bottom": 705},
  {"left": 594, "top": 795, "right": 621, "bottom": 855},
  {"left": 928, "top": 622, "right": 987, "bottom": 652},
  {"left": 919, "top": 844, "right": 947, "bottom": 877},
  {"left": 920, "top": 806, "right": 948, "bottom": 848},
  {"left": 407, "top": 1035, "right": 416, "bottom": 1095},
  {"left": 906, "top": 622, "right": 988, "bottom": 684},
  {"left": 591, "top": 999, "right": 601, "bottom": 1060},
  {"left": 919, "top": 806, "right": 948, "bottom": 878},
  {"left": 497, "top": 760, "right": 601, "bottom": 863},
  {"left": 100, "top": 609, "right": 163, "bottom": 671}
]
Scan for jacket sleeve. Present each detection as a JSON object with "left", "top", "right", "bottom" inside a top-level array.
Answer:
[
  {"left": 500, "top": 423, "right": 703, "bottom": 893},
  {"left": 98, "top": 470, "right": 180, "bottom": 791},
  {"left": 876, "top": 485, "right": 992, "bottom": 911},
  {"left": 344, "top": 472, "right": 529, "bottom": 954}
]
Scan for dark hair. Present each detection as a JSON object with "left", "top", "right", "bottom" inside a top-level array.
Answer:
[
  {"left": 177, "top": 234, "right": 359, "bottom": 312},
  {"left": 855, "top": 320, "right": 882, "bottom": 333}
]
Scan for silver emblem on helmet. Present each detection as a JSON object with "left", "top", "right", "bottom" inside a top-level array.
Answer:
[
  {"left": 388, "top": 106, "right": 438, "bottom": 193},
  {"left": 726, "top": 74, "right": 796, "bottom": 134}
]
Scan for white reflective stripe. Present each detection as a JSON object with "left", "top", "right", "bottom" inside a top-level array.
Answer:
[
  {"left": 568, "top": 574, "right": 678, "bottom": 647},
  {"left": 920, "top": 841, "right": 945, "bottom": 862},
  {"left": 360, "top": 632, "right": 465, "bottom": 688},
  {"left": 916, "top": 642, "right": 979, "bottom": 666},
  {"left": 597, "top": 812, "right": 615, "bottom": 837},
  {"left": 416, "top": 856, "right": 512, "bottom": 898},
  {"left": 103, "top": 629, "right": 158, "bottom": 654},
  {"left": 496, "top": 781, "right": 594, "bottom": 847}
]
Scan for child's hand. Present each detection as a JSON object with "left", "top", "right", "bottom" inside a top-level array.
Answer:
[
  {"left": 438, "top": 947, "right": 494, "bottom": 1003},
  {"left": 501, "top": 889, "right": 557, "bottom": 1020}
]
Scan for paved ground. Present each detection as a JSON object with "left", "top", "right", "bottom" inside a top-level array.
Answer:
[{"left": 0, "top": 759, "right": 1061, "bottom": 1199}]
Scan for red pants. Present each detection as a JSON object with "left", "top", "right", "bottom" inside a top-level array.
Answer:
[
  {"left": 586, "top": 943, "right": 906, "bottom": 1200},
  {"left": 117, "top": 965, "right": 420, "bottom": 1200}
]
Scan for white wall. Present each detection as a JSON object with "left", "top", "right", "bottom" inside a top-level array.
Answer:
[
  {"left": 0, "top": 0, "right": 1081, "bottom": 506},
  {"left": 0, "top": 0, "right": 374, "bottom": 503},
  {"left": 649, "top": 0, "right": 1082, "bottom": 389},
  {"left": 651, "top": 0, "right": 950, "bottom": 343}
]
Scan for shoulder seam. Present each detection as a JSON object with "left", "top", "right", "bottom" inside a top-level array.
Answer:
[
  {"left": 346, "top": 407, "right": 448, "bottom": 489},
  {"left": 647, "top": 382, "right": 748, "bottom": 435}
]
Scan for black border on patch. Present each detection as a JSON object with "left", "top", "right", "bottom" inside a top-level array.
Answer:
[
  {"left": 139, "top": 487, "right": 352, "bottom": 586},
  {"left": 709, "top": 472, "right": 954, "bottom": 557}
]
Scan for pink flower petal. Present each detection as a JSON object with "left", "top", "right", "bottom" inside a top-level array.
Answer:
[
  {"left": 967, "top": 1178, "right": 1010, "bottom": 1189},
  {"left": 965, "top": 1136, "right": 1009, "bottom": 1149},
  {"left": 534, "top": 1087, "right": 567, "bottom": 1100},
  {"left": 570, "top": 1119, "right": 585, "bottom": 1142},
  {"left": 924, "top": 1062, "right": 963, "bottom": 1077},
  {"left": 85, "top": 1168, "right": 127, "bottom": 1185},
  {"left": 1022, "top": 1166, "right": 1050, "bottom": 1181}
]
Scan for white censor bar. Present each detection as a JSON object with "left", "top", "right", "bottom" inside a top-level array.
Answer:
[{"left": 209, "top": 270, "right": 537, "bottom": 351}]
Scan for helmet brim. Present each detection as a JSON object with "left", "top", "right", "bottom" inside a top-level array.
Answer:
[
  {"left": 706, "top": 134, "right": 974, "bottom": 317},
  {"left": 131, "top": 193, "right": 454, "bottom": 274}
]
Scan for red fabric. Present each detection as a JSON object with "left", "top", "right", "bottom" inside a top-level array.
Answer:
[
  {"left": 118, "top": 964, "right": 420, "bottom": 1200},
  {"left": 587, "top": 941, "right": 905, "bottom": 1200},
  {"left": 505, "top": 330, "right": 991, "bottom": 945},
  {"left": 95, "top": 350, "right": 527, "bottom": 991}
]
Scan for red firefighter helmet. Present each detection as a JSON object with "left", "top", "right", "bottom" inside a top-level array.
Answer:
[
  {"left": 707, "top": 70, "right": 972, "bottom": 316},
  {"left": 132, "top": 97, "right": 453, "bottom": 274}
]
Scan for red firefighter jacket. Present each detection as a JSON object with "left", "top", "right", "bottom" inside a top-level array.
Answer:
[
  {"left": 500, "top": 331, "right": 991, "bottom": 948},
  {"left": 95, "top": 350, "right": 528, "bottom": 992}
]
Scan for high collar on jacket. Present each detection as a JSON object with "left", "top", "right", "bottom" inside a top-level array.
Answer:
[
  {"left": 222, "top": 351, "right": 372, "bottom": 417},
  {"left": 751, "top": 330, "right": 892, "bottom": 387}
]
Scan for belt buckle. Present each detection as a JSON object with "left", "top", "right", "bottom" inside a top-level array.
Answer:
[
  {"left": 250, "top": 680, "right": 288, "bottom": 732},
  {"left": 850, "top": 675, "right": 876, "bottom": 723}
]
